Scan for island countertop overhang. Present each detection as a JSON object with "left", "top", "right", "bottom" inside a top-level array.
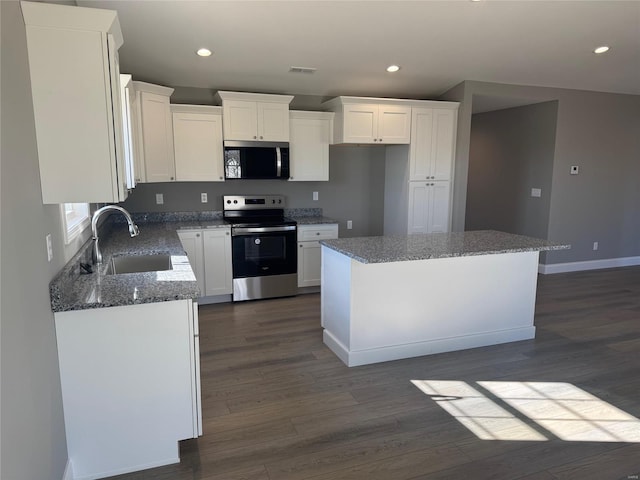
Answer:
[{"left": 320, "top": 230, "right": 570, "bottom": 264}]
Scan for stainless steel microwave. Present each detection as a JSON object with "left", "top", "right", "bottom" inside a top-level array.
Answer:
[{"left": 223, "top": 141, "right": 290, "bottom": 180}]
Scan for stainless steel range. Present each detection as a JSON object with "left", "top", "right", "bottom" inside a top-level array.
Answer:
[{"left": 223, "top": 195, "right": 297, "bottom": 302}]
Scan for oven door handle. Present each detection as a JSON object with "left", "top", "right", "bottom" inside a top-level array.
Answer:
[{"left": 232, "top": 225, "right": 296, "bottom": 235}]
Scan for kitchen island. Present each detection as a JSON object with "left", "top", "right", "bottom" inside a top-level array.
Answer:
[{"left": 320, "top": 230, "right": 569, "bottom": 367}]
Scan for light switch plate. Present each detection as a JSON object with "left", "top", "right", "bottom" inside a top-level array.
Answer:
[
  {"left": 531, "top": 188, "right": 542, "bottom": 198},
  {"left": 313, "top": 191, "right": 319, "bottom": 201},
  {"left": 201, "top": 193, "right": 208, "bottom": 203},
  {"left": 156, "top": 193, "right": 164, "bottom": 205},
  {"left": 347, "top": 220, "right": 353, "bottom": 229}
]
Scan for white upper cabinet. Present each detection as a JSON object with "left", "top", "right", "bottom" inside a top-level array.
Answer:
[
  {"left": 119, "top": 74, "right": 137, "bottom": 190},
  {"left": 410, "top": 107, "right": 457, "bottom": 182},
  {"left": 289, "top": 111, "right": 334, "bottom": 181},
  {"left": 322, "top": 97, "right": 411, "bottom": 145},
  {"left": 172, "top": 105, "right": 224, "bottom": 182},
  {"left": 133, "top": 82, "right": 175, "bottom": 183},
  {"left": 215, "top": 91, "right": 293, "bottom": 142},
  {"left": 22, "top": 1, "right": 128, "bottom": 203}
]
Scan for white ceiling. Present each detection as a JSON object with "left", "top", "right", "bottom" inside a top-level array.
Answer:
[{"left": 78, "top": 0, "right": 640, "bottom": 101}]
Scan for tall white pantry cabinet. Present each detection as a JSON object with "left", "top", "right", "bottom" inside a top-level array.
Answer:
[{"left": 383, "top": 103, "right": 458, "bottom": 235}]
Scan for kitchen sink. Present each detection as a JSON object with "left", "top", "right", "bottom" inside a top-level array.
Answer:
[{"left": 105, "top": 254, "right": 172, "bottom": 275}]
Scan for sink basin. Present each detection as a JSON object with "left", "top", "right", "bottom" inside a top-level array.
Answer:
[{"left": 105, "top": 254, "right": 172, "bottom": 275}]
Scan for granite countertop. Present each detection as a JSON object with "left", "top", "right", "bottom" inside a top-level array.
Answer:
[
  {"left": 320, "top": 230, "right": 570, "bottom": 264},
  {"left": 50, "top": 209, "right": 336, "bottom": 312},
  {"left": 293, "top": 216, "right": 339, "bottom": 225},
  {"left": 50, "top": 222, "right": 203, "bottom": 312}
]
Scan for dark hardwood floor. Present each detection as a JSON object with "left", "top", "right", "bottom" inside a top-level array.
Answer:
[{"left": 109, "top": 266, "right": 640, "bottom": 480}]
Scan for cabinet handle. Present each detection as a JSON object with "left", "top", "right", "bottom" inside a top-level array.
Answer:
[
  {"left": 170, "top": 176, "right": 174, "bottom": 181},
  {"left": 253, "top": 136, "right": 257, "bottom": 139},
  {"left": 373, "top": 138, "right": 377, "bottom": 142},
  {"left": 379, "top": 138, "right": 383, "bottom": 142},
  {"left": 300, "top": 244, "right": 303, "bottom": 248},
  {"left": 316, "top": 232, "right": 320, "bottom": 235},
  {"left": 196, "top": 233, "right": 200, "bottom": 237},
  {"left": 226, "top": 232, "right": 229, "bottom": 235},
  {"left": 219, "top": 176, "right": 223, "bottom": 180},
  {"left": 260, "top": 136, "right": 264, "bottom": 139}
]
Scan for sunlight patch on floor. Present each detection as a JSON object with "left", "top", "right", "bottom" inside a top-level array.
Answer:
[
  {"left": 412, "top": 380, "right": 640, "bottom": 443},
  {"left": 411, "top": 380, "right": 547, "bottom": 441}
]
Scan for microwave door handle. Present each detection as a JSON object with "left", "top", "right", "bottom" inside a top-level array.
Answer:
[{"left": 276, "top": 147, "right": 282, "bottom": 177}]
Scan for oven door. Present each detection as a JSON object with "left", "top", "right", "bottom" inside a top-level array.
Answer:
[{"left": 231, "top": 226, "right": 297, "bottom": 278}]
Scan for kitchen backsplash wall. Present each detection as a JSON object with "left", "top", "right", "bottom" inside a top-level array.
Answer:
[{"left": 120, "top": 145, "right": 386, "bottom": 238}]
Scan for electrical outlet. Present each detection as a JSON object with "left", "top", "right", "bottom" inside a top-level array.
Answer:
[
  {"left": 313, "top": 191, "right": 319, "bottom": 201},
  {"left": 347, "top": 220, "right": 353, "bottom": 229},
  {"left": 46, "top": 234, "right": 53, "bottom": 262},
  {"left": 593, "top": 241, "right": 599, "bottom": 251},
  {"left": 155, "top": 193, "right": 164, "bottom": 205},
  {"left": 570, "top": 166, "right": 579, "bottom": 175},
  {"left": 531, "top": 188, "right": 542, "bottom": 198},
  {"left": 201, "top": 193, "right": 208, "bottom": 203}
]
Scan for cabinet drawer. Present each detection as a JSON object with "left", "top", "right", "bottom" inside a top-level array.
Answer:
[{"left": 297, "top": 224, "right": 339, "bottom": 241}]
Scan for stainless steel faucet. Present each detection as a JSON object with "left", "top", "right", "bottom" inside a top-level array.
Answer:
[{"left": 91, "top": 205, "right": 139, "bottom": 265}]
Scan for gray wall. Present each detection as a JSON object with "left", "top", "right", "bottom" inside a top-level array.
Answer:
[
  {"left": 440, "top": 80, "right": 640, "bottom": 265},
  {"left": 466, "top": 101, "right": 558, "bottom": 239},
  {"left": 121, "top": 146, "right": 386, "bottom": 238},
  {"left": 1, "top": 2, "right": 72, "bottom": 478}
]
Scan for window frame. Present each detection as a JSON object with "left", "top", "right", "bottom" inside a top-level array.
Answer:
[{"left": 61, "top": 203, "right": 91, "bottom": 245}]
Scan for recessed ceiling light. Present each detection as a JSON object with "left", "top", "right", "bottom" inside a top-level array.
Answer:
[
  {"left": 196, "top": 48, "right": 212, "bottom": 57},
  {"left": 593, "top": 46, "right": 610, "bottom": 54},
  {"left": 386, "top": 65, "right": 401, "bottom": 73}
]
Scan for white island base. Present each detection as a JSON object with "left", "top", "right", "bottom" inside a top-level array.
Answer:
[{"left": 321, "top": 246, "right": 540, "bottom": 367}]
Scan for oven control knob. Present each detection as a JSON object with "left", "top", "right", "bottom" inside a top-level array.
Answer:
[
  {"left": 226, "top": 200, "right": 231, "bottom": 204},
  {"left": 278, "top": 199, "right": 282, "bottom": 204},
  {"left": 233, "top": 200, "right": 238, "bottom": 204},
  {"left": 272, "top": 199, "right": 276, "bottom": 204},
  {"left": 254, "top": 238, "right": 261, "bottom": 245}
]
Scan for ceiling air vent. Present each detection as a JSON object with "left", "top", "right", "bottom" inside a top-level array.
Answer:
[{"left": 289, "top": 66, "right": 317, "bottom": 74}]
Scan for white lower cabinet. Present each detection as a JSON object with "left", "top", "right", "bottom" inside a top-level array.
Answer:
[
  {"left": 297, "top": 224, "right": 339, "bottom": 287},
  {"left": 203, "top": 228, "right": 233, "bottom": 296},
  {"left": 177, "top": 230, "right": 206, "bottom": 295},
  {"left": 408, "top": 181, "right": 451, "bottom": 234},
  {"left": 178, "top": 227, "right": 232, "bottom": 297},
  {"left": 54, "top": 299, "right": 201, "bottom": 479}
]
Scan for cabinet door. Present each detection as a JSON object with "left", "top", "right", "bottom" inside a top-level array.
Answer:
[
  {"left": 177, "top": 231, "right": 205, "bottom": 296},
  {"left": 378, "top": 105, "right": 411, "bottom": 144},
  {"left": 130, "top": 90, "right": 146, "bottom": 183},
  {"left": 409, "top": 108, "right": 434, "bottom": 181},
  {"left": 120, "top": 75, "right": 137, "bottom": 191},
  {"left": 342, "top": 104, "right": 378, "bottom": 143},
  {"left": 173, "top": 112, "right": 224, "bottom": 181},
  {"left": 298, "top": 241, "right": 322, "bottom": 287},
  {"left": 203, "top": 229, "right": 233, "bottom": 296},
  {"left": 408, "top": 182, "right": 430, "bottom": 234},
  {"left": 24, "top": 26, "right": 123, "bottom": 203},
  {"left": 222, "top": 100, "right": 258, "bottom": 141},
  {"left": 140, "top": 91, "right": 176, "bottom": 182},
  {"left": 289, "top": 116, "right": 330, "bottom": 181},
  {"left": 431, "top": 109, "right": 456, "bottom": 181},
  {"left": 257, "top": 102, "right": 290, "bottom": 141},
  {"left": 428, "top": 181, "right": 451, "bottom": 233}
]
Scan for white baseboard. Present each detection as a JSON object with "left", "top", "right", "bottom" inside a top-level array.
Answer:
[
  {"left": 62, "top": 460, "right": 74, "bottom": 480},
  {"left": 539, "top": 256, "right": 640, "bottom": 274},
  {"left": 324, "top": 327, "right": 536, "bottom": 367}
]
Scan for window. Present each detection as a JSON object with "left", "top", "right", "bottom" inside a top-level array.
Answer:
[{"left": 61, "top": 203, "right": 90, "bottom": 244}]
